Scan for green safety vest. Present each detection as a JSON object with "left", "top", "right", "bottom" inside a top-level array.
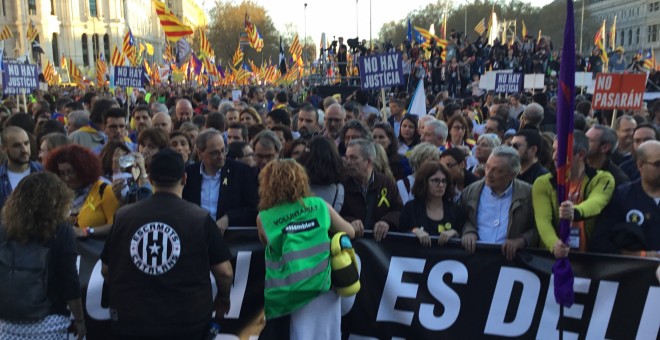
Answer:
[{"left": 260, "top": 196, "right": 331, "bottom": 319}]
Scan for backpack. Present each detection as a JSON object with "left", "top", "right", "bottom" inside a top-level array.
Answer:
[{"left": 0, "top": 227, "right": 52, "bottom": 321}]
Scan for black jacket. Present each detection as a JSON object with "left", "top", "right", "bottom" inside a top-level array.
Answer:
[{"left": 182, "top": 159, "right": 259, "bottom": 226}]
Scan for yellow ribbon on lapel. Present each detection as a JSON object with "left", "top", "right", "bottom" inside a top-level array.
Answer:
[{"left": 377, "top": 188, "right": 390, "bottom": 208}]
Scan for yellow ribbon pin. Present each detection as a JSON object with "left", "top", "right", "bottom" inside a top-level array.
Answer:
[
  {"left": 377, "top": 188, "right": 390, "bottom": 208},
  {"left": 223, "top": 178, "right": 228, "bottom": 186},
  {"left": 438, "top": 223, "right": 452, "bottom": 233},
  {"left": 84, "top": 198, "right": 97, "bottom": 212}
]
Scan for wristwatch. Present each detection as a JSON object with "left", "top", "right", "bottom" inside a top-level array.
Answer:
[{"left": 85, "top": 227, "right": 95, "bottom": 236}]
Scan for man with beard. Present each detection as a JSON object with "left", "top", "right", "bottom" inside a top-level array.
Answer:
[
  {"left": 511, "top": 129, "right": 549, "bottom": 185},
  {"left": 296, "top": 104, "right": 320, "bottom": 141},
  {"left": 0, "top": 126, "right": 43, "bottom": 208},
  {"left": 612, "top": 115, "right": 637, "bottom": 165},
  {"left": 585, "top": 125, "right": 630, "bottom": 187},
  {"left": 591, "top": 141, "right": 660, "bottom": 257},
  {"left": 323, "top": 103, "right": 346, "bottom": 144}
]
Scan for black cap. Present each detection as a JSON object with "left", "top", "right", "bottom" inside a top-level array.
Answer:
[{"left": 150, "top": 148, "right": 185, "bottom": 183}]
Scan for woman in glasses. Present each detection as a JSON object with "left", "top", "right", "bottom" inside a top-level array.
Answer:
[{"left": 399, "top": 161, "right": 464, "bottom": 247}]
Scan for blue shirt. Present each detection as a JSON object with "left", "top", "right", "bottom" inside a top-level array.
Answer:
[
  {"left": 200, "top": 162, "right": 221, "bottom": 220},
  {"left": 477, "top": 182, "right": 513, "bottom": 244}
]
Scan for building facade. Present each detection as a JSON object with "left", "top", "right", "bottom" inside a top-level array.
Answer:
[
  {"left": 587, "top": 0, "right": 659, "bottom": 65},
  {"left": 0, "top": 0, "right": 206, "bottom": 74}
]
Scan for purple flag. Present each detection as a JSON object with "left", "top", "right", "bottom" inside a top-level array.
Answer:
[{"left": 553, "top": 0, "right": 576, "bottom": 308}]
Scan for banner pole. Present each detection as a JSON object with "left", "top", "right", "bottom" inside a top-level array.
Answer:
[
  {"left": 381, "top": 88, "right": 386, "bottom": 122},
  {"left": 610, "top": 109, "right": 617, "bottom": 128},
  {"left": 22, "top": 90, "right": 27, "bottom": 113}
]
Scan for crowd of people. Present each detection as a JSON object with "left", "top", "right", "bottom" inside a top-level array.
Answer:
[
  {"left": 324, "top": 31, "right": 660, "bottom": 97},
  {"left": 0, "top": 33, "right": 659, "bottom": 338}
]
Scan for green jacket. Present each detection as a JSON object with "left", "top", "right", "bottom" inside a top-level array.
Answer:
[
  {"left": 532, "top": 166, "right": 614, "bottom": 252},
  {"left": 259, "top": 196, "right": 331, "bottom": 319}
]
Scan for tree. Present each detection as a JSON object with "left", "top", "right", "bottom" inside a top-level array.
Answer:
[{"left": 207, "top": 0, "right": 279, "bottom": 68}]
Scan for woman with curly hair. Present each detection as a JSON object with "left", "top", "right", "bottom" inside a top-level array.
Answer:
[
  {"left": 0, "top": 172, "right": 86, "bottom": 339},
  {"left": 256, "top": 159, "right": 354, "bottom": 339},
  {"left": 45, "top": 145, "right": 119, "bottom": 238},
  {"left": 399, "top": 161, "right": 465, "bottom": 247}
]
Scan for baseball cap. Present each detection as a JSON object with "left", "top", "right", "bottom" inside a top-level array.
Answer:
[{"left": 149, "top": 148, "right": 185, "bottom": 183}]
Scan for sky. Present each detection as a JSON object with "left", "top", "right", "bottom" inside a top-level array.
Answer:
[{"left": 204, "top": 0, "right": 556, "bottom": 46}]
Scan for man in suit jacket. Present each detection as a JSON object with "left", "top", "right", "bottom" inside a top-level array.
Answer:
[
  {"left": 183, "top": 129, "right": 258, "bottom": 233},
  {"left": 460, "top": 146, "right": 538, "bottom": 260}
]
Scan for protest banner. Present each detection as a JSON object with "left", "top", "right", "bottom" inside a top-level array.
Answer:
[
  {"left": 113, "top": 66, "right": 144, "bottom": 88},
  {"left": 591, "top": 73, "right": 647, "bottom": 110},
  {"left": 1, "top": 63, "right": 38, "bottom": 95},
  {"left": 524, "top": 73, "right": 545, "bottom": 90},
  {"left": 495, "top": 72, "right": 524, "bottom": 93},
  {"left": 358, "top": 52, "right": 403, "bottom": 90},
  {"left": 77, "top": 230, "right": 659, "bottom": 340}
]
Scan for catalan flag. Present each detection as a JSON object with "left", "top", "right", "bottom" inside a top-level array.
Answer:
[
  {"left": 60, "top": 56, "right": 67, "bottom": 69},
  {"left": 244, "top": 14, "right": 264, "bottom": 52},
  {"left": 474, "top": 18, "right": 486, "bottom": 36},
  {"left": 111, "top": 46, "right": 124, "bottom": 67},
  {"left": 0, "top": 25, "right": 12, "bottom": 40},
  {"left": 594, "top": 20, "right": 608, "bottom": 66},
  {"left": 254, "top": 31, "right": 264, "bottom": 53},
  {"left": 145, "top": 43, "right": 154, "bottom": 56},
  {"left": 68, "top": 58, "right": 83, "bottom": 85},
  {"left": 43, "top": 60, "right": 55, "bottom": 84},
  {"left": 643, "top": 48, "right": 656, "bottom": 70},
  {"left": 232, "top": 45, "right": 243, "bottom": 68},
  {"left": 123, "top": 29, "right": 136, "bottom": 66},
  {"left": 152, "top": 0, "right": 193, "bottom": 42},
  {"left": 164, "top": 43, "right": 174, "bottom": 63},
  {"left": 290, "top": 34, "right": 302, "bottom": 59},
  {"left": 96, "top": 53, "right": 107, "bottom": 86},
  {"left": 414, "top": 25, "right": 448, "bottom": 55},
  {"left": 26, "top": 20, "right": 38, "bottom": 43},
  {"left": 198, "top": 29, "right": 213, "bottom": 59}
]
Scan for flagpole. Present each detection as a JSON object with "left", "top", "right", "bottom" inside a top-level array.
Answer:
[
  {"left": 304, "top": 3, "right": 308, "bottom": 67},
  {"left": 579, "top": 0, "right": 584, "bottom": 54},
  {"left": 356, "top": 0, "right": 359, "bottom": 38}
]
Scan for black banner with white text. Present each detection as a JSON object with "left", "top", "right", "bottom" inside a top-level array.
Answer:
[{"left": 76, "top": 230, "right": 660, "bottom": 339}]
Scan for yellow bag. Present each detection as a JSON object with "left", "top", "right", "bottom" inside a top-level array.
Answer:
[{"left": 330, "top": 232, "right": 360, "bottom": 297}]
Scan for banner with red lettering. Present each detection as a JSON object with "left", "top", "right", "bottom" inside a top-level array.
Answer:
[
  {"left": 76, "top": 230, "right": 660, "bottom": 339},
  {"left": 591, "top": 73, "right": 647, "bottom": 110}
]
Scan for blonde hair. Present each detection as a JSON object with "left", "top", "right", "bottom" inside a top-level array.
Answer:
[
  {"left": 258, "top": 159, "right": 311, "bottom": 210},
  {"left": 373, "top": 143, "right": 394, "bottom": 181}
]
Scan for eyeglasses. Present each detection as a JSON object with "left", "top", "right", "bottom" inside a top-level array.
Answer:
[
  {"left": 107, "top": 124, "right": 126, "bottom": 130},
  {"left": 429, "top": 178, "right": 448, "bottom": 186},
  {"left": 255, "top": 153, "right": 277, "bottom": 161}
]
